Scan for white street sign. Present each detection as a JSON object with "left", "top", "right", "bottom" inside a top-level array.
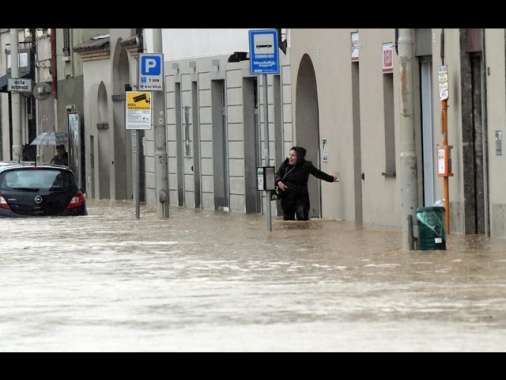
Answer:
[
  {"left": 438, "top": 65, "right": 449, "bottom": 100},
  {"left": 8, "top": 78, "right": 32, "bottom": 92}
]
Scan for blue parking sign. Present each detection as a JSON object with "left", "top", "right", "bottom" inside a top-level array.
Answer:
[{"left": 139, "top": 53, "right": 163, "bottom": 91}]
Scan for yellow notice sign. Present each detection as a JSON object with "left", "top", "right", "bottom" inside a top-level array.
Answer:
[{"left": 126, "top": 91, "right": 152, "bottom": 129}]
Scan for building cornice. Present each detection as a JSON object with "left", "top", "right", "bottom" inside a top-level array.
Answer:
[{"left": 73, "top": 35, "right": 110, "bottom": 62}]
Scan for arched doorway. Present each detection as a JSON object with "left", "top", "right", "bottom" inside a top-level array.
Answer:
[
  {"left": 111, "top": 40, "right": 132, "bottom": 200},
  {"left": 295, "top": 54, "right": 321, "bottom": 218},
  {"left": 97, "top": 82, "right": 110, "bottom": 200}
]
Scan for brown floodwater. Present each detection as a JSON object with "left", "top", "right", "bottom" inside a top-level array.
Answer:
[{"left": 1, "top": 199, "right": 506, "bottom": 352}]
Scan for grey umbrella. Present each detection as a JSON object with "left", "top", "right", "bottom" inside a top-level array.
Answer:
[{"left": 30, "top": 131, "right": 68, "bottom": 146}]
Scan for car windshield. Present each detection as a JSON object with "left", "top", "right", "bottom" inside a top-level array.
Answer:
[{"left": 0, "top": 169, "right": 73, "bottom": 191}]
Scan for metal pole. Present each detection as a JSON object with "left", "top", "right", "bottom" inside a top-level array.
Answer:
[
  {"left": 442, "top": 98, "right": 450, "bottom": 234},
  {"left": 398, "top": 29, "right": 418, "bottom": 250},
  {"left": 135, "top": 131, "right": 141, "bottom": 219},
  {"left": 407, "top": 214, "right": 415, "bottom": 251},
  {"left": 263, "top": 74, "right": 272, "bottom": 231},
  {"left": 135, "top": 29, "right": 142, "bottom": 220},
  {"left": 10, "top": 29, "right": 22, "bottom": 162},
  {"left": 153, "top": 29, "right": 169, "bottom": 219}
]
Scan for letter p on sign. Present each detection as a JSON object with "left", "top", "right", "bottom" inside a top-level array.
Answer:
[{"left": 141, "top": 55, "right": 161, "bottom": 75}]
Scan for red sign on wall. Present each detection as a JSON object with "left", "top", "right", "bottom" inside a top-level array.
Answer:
[
  {"left": 383, "top": 43, "right": 393, "bottom": 73},
  {"left": 351, "top": 32, "right": 360, "bottom": 62}
]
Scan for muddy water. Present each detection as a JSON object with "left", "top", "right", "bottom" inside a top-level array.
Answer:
[{"left": 1, "top": 199, "right": 506, "bottom": 352}]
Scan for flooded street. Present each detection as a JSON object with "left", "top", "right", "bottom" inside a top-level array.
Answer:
[{"left": 1, "top": 199, "right": 506, "bottom": 352}]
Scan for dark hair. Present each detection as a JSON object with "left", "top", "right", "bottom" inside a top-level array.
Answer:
[{"left": 57, "top": 144, "right": 65, "bottom": 150}]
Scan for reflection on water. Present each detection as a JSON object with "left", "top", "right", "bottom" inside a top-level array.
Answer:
[{"left": 1, "top": 199, "right": 506, "bottom": 352}]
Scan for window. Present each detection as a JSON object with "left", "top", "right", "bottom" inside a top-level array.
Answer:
[{"left": 382, "top": 73, "right": 396, "bottom": 177}]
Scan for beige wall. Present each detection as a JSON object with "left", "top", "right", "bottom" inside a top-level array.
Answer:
[
  {"left": 290, "top": 29, "right": 402, "bottom": 226},
  {"left": 484, "top": 30, "right": 506, "bottom": 236},
  {"left": 80, "top": 29, "right": 135, "bottom": 201}
]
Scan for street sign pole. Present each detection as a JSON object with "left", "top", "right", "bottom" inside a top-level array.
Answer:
[
  {"left": 131, "top": 32, "right": 168, "bottom": 219},
  {"left": 249, "top": 29, "right": 279, "bottom": 231},
  {"left": 126, "top": 90, "right": 152, "bottom": 219},
  {"left": 438, "top": 65, "right": 452, "bottom": 234},
  {"left": 263, "top": 73, "right": 271, "bottom": 231},
  {"left": 135, "top": 31, "right": 143, "bottom": 219}
]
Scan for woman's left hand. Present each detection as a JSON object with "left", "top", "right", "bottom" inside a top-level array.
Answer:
[{"left": 333, "top": 171, "right": 340, "bottom": 182}]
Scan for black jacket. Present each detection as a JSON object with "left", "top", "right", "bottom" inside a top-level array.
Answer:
[
  {"left": 51, "top": 152, "right": 69, "bottom": 166},
  {"left": 275, "top": 148, "right": 334, "bottom": 196}
]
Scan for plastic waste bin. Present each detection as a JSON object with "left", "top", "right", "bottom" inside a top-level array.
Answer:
[{"left": 416, "top": 206, "right": 446, "bottom": 250}]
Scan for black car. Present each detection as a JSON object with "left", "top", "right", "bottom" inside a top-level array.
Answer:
[{"left": 0, "top": 162, "right": 87, "bottom": 217}]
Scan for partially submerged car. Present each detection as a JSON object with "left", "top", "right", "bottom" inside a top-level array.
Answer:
[{"left": 0, "top": 162, "right": 87, "bottom": 217}]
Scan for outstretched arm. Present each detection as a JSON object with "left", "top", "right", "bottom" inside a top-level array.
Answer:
[{"left": 308, "top": 162, "right": 339, "bottom": 183}]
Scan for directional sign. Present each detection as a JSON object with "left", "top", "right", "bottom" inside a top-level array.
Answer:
[
  {"left": 249, "top": 30, "right": 279, "bottom": 75},
  {"left": 8, "top": 78, "right": 32, "bottom": 92},
  {"left": 139, "top": 53, "right": 163, "bottom": 91}
]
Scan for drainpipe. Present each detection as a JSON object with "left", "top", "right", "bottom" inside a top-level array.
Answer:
[
  {"left": 50, "top": 28, "right": 57, "bottom": 99},
  {"left": 10, "top": 29, "right": 22, "bottom": 162},
  {"left": 398, "top": 29, "right": 418, "bottom": 250},
  {"left": 50, "top": 28, "right": 58, "bottom": 132}
]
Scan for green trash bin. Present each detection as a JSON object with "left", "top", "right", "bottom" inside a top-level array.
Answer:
[{"left": 416, "top": 206, "right": 447, "bottom": 250}]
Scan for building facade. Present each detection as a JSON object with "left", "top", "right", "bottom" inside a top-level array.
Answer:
[
  {"left": 288, "top": 29, "right": 504, "bottom": 238},
  {"left": 1, "top": 29, "right": 505, "bottom": 241}
]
